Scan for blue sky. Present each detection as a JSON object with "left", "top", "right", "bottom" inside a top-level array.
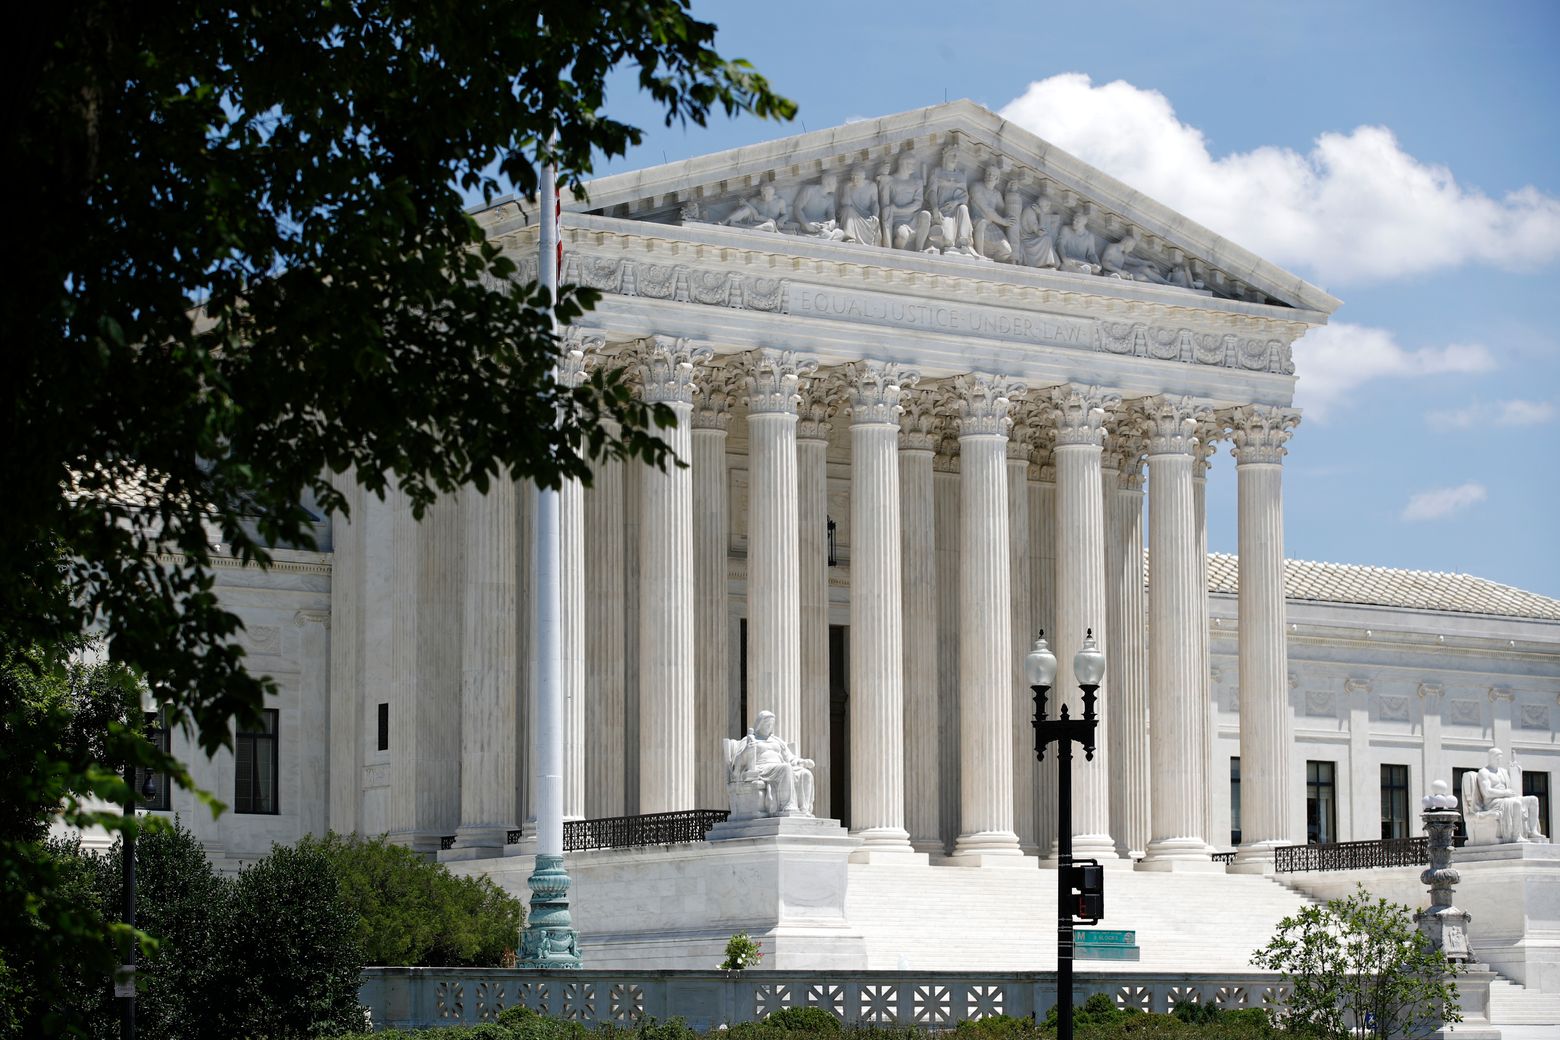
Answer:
[{"left": 584, "top": 0, "right": 1560, "bottom": 597}]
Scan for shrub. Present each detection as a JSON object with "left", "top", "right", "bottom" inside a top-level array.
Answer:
[
  {"left": 719, "top": 931, "right": 763, "bottom": 971},
  {"left": 1252, "top": 884, "right": 1460, "bottom": 1040},
  {"left": 765, "top": 1006, "right": 842, "bottom": 1032},
  {"left": 955, "top": 1012, "right": 1044, "bottom": 1040},
  {"left": 303, "top": 832, "right": 524, "bottom": 966}
]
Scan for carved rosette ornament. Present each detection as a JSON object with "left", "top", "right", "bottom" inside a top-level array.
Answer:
[
  {"left": 1139, "top": 395, "right": 1211, "bottom": 457},
  {"left": 691, "top": 363, "right": 742, "bottom": 431},
  {"left": 949, "top": 374, "right": 1025, "bottom": 438},
  {"left": 846, "top": 360, "right": 918, "bottom": 426},
  {"left": 1228, "top": 405, "right": 1301, "bottom": 465},
  {"left": 742, "top": 348, "right": 816, "bottom": 416},
  {"left": 1048, "top": 385, "right": 1118, "bottom": 448},
  {"left": 898, "top": 389, "right": 940, "bottom": 452},
  {"left": 634, "top": 336, "right": 713, "bottom": 405}
]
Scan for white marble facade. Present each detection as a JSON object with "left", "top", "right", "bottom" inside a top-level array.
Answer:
[{"left": 109, "top": 103, "right": 1560, "bottom": 873}]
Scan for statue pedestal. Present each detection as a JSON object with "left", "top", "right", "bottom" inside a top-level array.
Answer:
[{"left": 1455, "top": 842, "right": 1560, "bottom": 993}]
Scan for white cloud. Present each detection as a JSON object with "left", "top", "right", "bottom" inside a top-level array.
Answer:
[
  {"left": 997, "top": 74, "right": 1560, "bottom": 285},
  {"left": 1291, "top": 322, "right": 1494, "bottom": 420},
  {"left": 1401, "top": 483, "right": 1487, "bottom": 522},
  {"left": 1427, "top": 399, "right": 1556, "bottom": 430}
]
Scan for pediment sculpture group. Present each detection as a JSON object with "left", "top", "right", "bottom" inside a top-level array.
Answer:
[{"left": 692, "top": 146, "right": 1201, "bottom": 290}]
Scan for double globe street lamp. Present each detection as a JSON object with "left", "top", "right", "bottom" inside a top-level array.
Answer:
[{"left": 1026, "top": 629, "right": 1106, "bottom": 1040}]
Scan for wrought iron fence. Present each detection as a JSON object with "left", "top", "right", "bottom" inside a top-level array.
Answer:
[
  {"left": 560, "top": 809, "right": 730, "bottom": 852},
  {"left": 1273, "top": 836, "right": 1428, "bottom": 873},
  {"left": 1211, "top": 851, "right": 1236, "bottom": 864}
]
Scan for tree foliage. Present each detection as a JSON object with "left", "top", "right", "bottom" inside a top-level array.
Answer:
[
  {"left": 304, "top": 832, "right": 525, "bottom": 967},
  {"left": 1251, "top": 885, "right": 1461, "bottom": 1040}
]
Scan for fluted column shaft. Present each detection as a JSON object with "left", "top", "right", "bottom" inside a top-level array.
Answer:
[
  {"left": 1006, "top": 442, "right": 1037, "bottom": 854},
  {"left": 1192, "top": 429, "right": 1217, "bottom": 845},
  {"left": 559, "top": 350, "right": 587, "bottom": 822},
  {"left": 953, "top": 375, "right": 1024, "bottom": 862},
  {"left": 585, "top": 418, "right": 627, "bottom": 819},
  {"left": 1142, "top": 397, "right": 1214, "bottom": 865},
  {"left": 637, "top": 338, "right": 709, "bottom": 812},
  {"left": 1232, "top": 407, "right": 1301, "bottom": 863},
  {"left": 745, "top": 350, "right": 808, "bottom": 738},
  {"left": 900, "top": 396, "right": 939, "bottom": 851},
  {"left": 798, "top": 393, "right": 832, "bottom": 816},
  {"left": 848, "top": 362, "right": 915, "bottom": 852},
  {"left": 933, "top": 450, "right": 961, "bottom": 853},
  {"left": 692, "top": 374, "right": 734, "bottom": 808},
  {"left": 1110, "top": 464, "right": 1150, "bottom": 856},
  {"left": 455, "top": 477, "right": 518, "bottom": 848},
  {"left": 1052, "top": 388, "right": 1117, "bottom": 859},
  {"left": 1029, "top": 458, "right": 1057, "bottom": 855}
]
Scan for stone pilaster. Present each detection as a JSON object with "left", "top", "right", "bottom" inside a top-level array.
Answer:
[
  {"left": 327, "top": 472, "right": 363, "bottom": 835},
  {"left": 797, "top": 379, "right": 833, "bottom": 817},
  {"left": 692, "top": 363, "right": 738, "bottom": 809},
  {"left": 1026, "top": 432, "right": 1058, "bottom": 856},
  {"left": 899, "top": 389, "right": 940, "bottom": 851},
  {"left": 1229, "top": 405, "right": 1301, "bottom": 868},
  {"left": 585, "top": 415, "right": 627, "bottom": 819},
  {"left": 847, "top": 361, "right": 918, "bottom": 857},
  {"left": 1104, "top": 418, "right": 1150, "bottom": 857},
  {"left": 951, "top": 374, "right": 1028, "bottom": 865},
  {"left": 558, "top": 344, "right": 589, "bottom": 822},
  {"left": 1139, "top": 395, "right": 1218, "bottom": 869},
  {"left": 932, "top": 437, "right": 961, "bottom": 854},
  {"left": 1050, "top": 386, "right": 1119, "bottom": 860},
  {"left": 1006, "top": 428, "right": 1037, "bottom": 856},
  {"left": 453, "top": 471, "right": 518, "bottom": 850},
  {"left": 743, "top": 349, "right": 814, "bottom": 742},
  {"left": 635, "top": 336, "right": 711, "bottom": 812}
]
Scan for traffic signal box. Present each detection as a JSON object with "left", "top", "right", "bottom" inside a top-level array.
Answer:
[{"left": 1069, "top": 859, "right": 1104, "bottom": 924}]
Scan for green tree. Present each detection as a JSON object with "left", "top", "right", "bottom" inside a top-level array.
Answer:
[
  {"left": 1251, "top": 884, "right": 1462, "bottom": 1040},
  {"left": 6, "top": 3, "right": 790, "bottom": 1030}
]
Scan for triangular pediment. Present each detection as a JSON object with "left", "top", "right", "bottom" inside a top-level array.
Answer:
[{"left": 569, "top": 100, "right": 1338, "bottom": 314}]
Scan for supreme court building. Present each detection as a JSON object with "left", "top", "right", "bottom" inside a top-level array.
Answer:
[{"left": 115, "top": 104, "right": 1560, "bottom": 971}]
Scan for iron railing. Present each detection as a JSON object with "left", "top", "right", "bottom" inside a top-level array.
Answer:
[
  {"left": 1273, "top": 836, "right": 1428, "bottom": 873},
  {"left": 561, "top": 809, "right": 730, "bottom": 851},
  {"left": 1211, "top": 851, "right": 1236, "bottom": 864}
]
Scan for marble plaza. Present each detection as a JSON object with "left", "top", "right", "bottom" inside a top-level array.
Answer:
[{"left": 91, "top": 103, "right": 1560, "bottom": 982}]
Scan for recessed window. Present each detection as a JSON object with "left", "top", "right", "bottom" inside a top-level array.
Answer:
[
  {"left": 1524, "top": 771, "right": 1551, "bottom": 840},
  {"left": 1306, "top": 760, "right": 1337, "bottom": 845},
  {"left": 1229, "top": 757, "right": 1242, "bottom": 846},
  {"left": 377, "top": 702, "right": 389, "bottom": 752},
  {"left": 235, "top": 709, "right": 279, "bottom": 815},
  {"left": 1380, "top": 764, "right": 1410, "bottom": 840},
  {"left": 1452, "top": 767, "right": 1478, "bottom": 843}
]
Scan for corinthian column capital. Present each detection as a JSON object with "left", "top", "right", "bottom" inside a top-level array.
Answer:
[
  {"left": 742, "top": 348, "right": 817, "bottom": 415},
  {"left": 950, "top": 373, "right": 1026, "bottom": 437},
  {"left": 1138, "top": 395, "right": 1212, "bottom": 456},
  {"left": 846, "top": 360, "right": 919, "bottom": 426},
  {"left": 1049, "top": 385, "right": 1119, "bottom": 447},
  {"left": 692, "top": 363, "right": 742, "bottom": 431},
  {"left": 1103, "top": 414, "right": 1148, "bottom": 488},
  {"left": 796, "top": 373, "right": 835, "bottom": 441},
  {"left": 634, "top": 336, "right": 714, "bottom": 405},
  {"left": 898, "top": 388, "right": 940, "bottom": 452},
  {"left": 558, "top": 326, "right": 602, "bottom": 389},
  {"left": 1193, "top": 418, "right": 1227, "bottom": 477},
  {"left": 1229, "top": 405, "right": 1301, "bottom": 465}
]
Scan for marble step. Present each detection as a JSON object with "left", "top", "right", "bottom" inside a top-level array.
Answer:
[{"left": 1485, "top": 978, "right": 1560, "bottom": 1025}]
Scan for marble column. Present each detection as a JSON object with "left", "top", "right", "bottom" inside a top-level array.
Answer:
[
  {"left": 952, "top": 374, "right": 1028, "bottom": 866},
  {"left": 559, "top": 346, "right": 588, "bottom": 822},
  {"left": 585, "top": 416, "right": 627, "bottom": 820},
  {"left": 847, "top": 361, "right": 918, "bottom": 858},
  {"left": 327, "top": 472, "right": 363, "bottom": 835},
  {"left": 797, "top": 381, "right": 833, "bottom": 817},
  {"left": 692, "top": 365, "right": 737, "bottom": 809},
  {"left": 1140, "top": 395, "right": 1217, "bottom": 869},
  {"left": 636, "top": 336, "right": 711, "bottom": 813},
  {"left": 744, "top": 349, "right": 812, "bottom": 739},
  {"left": 1006, "top": 431, "right": 1038, "bottom": 855},
  {"left": 1050, "top": 386, "right": 1119, "bottom": 860},
  {"left": 899, "top": 391, "right": 940, "bottom": 852},
  {"left": 453, "top": 471, "right": 518, "bottom": 851},
  {"left": 1104, "top": 420, "right": 1150, "bottom": 857},
  {"left": 1027, "top": 434, "right": 1058, "bottom": 857},
  {"left": 933, "top": 438, "right": 961, "bottom": 854},
  {"left": 1193, "top": 420, "right": 1221, "bottom": 846},
  {"left": 1229, "top": 405, "right": 1301, "bottom": 868}
]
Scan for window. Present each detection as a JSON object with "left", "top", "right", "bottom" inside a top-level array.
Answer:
[
  {"left": 1380, "top": 764, "right": 1411, "bottom": 840},
  {"left": 1524, "top": 771, "right": 1551, "bottom": 841},
  {"left": 1452, "top": 767, "right": 1478, "bottom": 844},
  {"left": 235, "top": 709, "right": 279, "bottom": 814},
  {"left": 1306, "top": 760, "right": 1337, "bottom": 845},
  {"left": 141, "top": 711, "right": 171, "bottom": 812},
  {"left": 376, "top": 702, "right": 389, "bottom": 752},
  {"left": 1229, "top": 757, "right": 1242, "bottom": 846}
]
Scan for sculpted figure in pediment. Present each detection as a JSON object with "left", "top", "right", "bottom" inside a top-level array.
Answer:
[
  {"left": 1018, "top": 196, "right": 1061, "bottom": 269},
  {"left": 720, "top": 183, "right": 788, "bottom": 232},
  {"left": 837, "top": 167, "right": 882, "bottom": 247},
  {"left": 926, "top": 147, "right": 978, "bottom": 256},
  {"left": 1057, "top": 211, "right": 1102, "bottom": 274},
  {"left": 970, "top": 166, "right": 1015, "bottom": 263},
  {"left": 879, "top": 154, "right": 932, "bottom": 251},
  {"left": 1101, "top": 232, "right": 1169, "bottom": 284},
  {"left": 791, "top": 173, "right": 847, "bottom": 241}
]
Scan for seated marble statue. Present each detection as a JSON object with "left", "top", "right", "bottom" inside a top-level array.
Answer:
[
  {"left": 1056, "top": 211, "right": 1101, "bottom": 274},
  {"left": 837, "top": 167, "right": 882, "bottom": 246},
  {"left": 790, "top": 174, "right": 846, "bottom": 241},
  {"left": 1461, "top": 747, "right": 1549, "bottom": 845},
  {"left": 879, "top": 154, "right": 932, "bottom": 251},
  {"left": 719, "top": 184, "right": 788, "bottom": 232},
  {"left": 969, "top": 167, "right": 1014, "bottom": 263},
  {"left": 1101, "top": 232, "right": 1169, "bottom": 283},
  {"left": 723, "top": 710, "right": 815, "bottom": 820},
  {"left": 1017, "top": 198, "right": 1061, "bottom": 269},
  {"left": 926, "top": 147, "right": 977, "bottom": 256}
]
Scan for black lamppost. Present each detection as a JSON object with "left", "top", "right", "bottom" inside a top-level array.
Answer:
[
  {"left": 120, "top": 720, "right": 159, "bottom": 1040},
  {"left": 1028, "top": 629, "right": 1106, "bottom": 1040}
]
